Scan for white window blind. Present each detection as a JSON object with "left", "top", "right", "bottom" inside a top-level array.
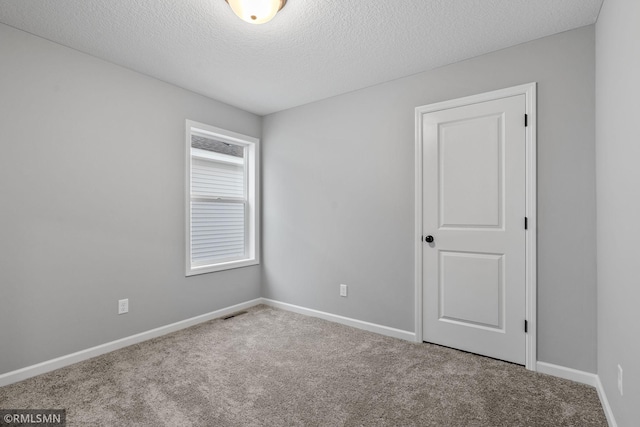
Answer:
[
  {"left": 190, "top": 150, "right": 247, "bottom": 265},
  {"left": 191, "top": 201, "right": 245, "bottom": 264},
  {"left": 191, "top": 157, "right": 244, "bottom": 199}
]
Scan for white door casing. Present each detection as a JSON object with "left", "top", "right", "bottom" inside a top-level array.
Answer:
[{"left": 414, "top": 83, "right": 537, "bottom": 370}]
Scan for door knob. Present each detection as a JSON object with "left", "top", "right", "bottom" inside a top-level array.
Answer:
[{"left": 424, "top": 235, "right": 434, "bottom": 243}]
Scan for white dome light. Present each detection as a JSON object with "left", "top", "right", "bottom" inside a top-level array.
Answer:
[{"left": 226, "top": 0, "right": 287, "bottom": 25}]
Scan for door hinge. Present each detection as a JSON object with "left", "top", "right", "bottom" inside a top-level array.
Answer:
[
  {"left": 524, "top": 320, "right": 528, "bottom": 333},
  {"left": 524, "top": 114, "right": 528, "bottom": 127},
  {"left": 524, "top": 217, "right": 528, "bottom": 230}
]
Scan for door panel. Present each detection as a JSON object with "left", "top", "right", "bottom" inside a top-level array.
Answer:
[
  {"left": 439, "top": 114, "right": 502, "bottom": 228},
  {"left": 422, "top": 94, "right": 526, "bottom": 364},
  {"left": 440, "top": 251, "right": 503, "bottom": 329}
]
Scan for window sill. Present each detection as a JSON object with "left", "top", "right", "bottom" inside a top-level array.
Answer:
[{"left": 186, "top": 258, "right": 259, "bottom": 276}]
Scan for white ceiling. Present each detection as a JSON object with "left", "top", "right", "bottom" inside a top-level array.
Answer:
[{"left": 0, "top": 0, "right": 603, "bottom": 115}]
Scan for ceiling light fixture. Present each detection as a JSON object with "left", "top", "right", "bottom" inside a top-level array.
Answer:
[{"left": 225, "top": 0, "right": 287, "bottom": 25}]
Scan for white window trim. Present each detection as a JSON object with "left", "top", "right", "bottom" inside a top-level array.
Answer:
[{"left": 185, "top": 120, "right": 260, "bottom": 276}]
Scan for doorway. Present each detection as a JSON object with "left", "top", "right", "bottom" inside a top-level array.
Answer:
[{"left": 414, "top": 83, "right": 537, "bottom": 369}]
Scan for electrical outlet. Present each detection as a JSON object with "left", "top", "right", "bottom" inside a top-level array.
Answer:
[
  {"left": 340, "top": 284, "right": 347, "bottom": 297},
  {"left": 617, "top": 364, "right": 623, "bottom": 396},
  {"left": 118, "top": 298, "right": 129, "bottom": 315}
]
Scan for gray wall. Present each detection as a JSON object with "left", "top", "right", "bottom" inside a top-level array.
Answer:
[
  {"left": 596, "top": 0, "right": 640, "bottom": 424},
  {"left": 263, "top": 26, "right": 597, "bottom": 372},
  {"left": 0, "top": 24, "right": 262, "bottom": 375}
]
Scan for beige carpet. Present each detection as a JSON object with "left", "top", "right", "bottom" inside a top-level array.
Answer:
[{"left": 0, "top": 305, "right": 606, "bottom": 426}]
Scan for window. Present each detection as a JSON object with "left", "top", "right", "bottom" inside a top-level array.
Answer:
[{"left": 185, "top": 120, "right": 259, "bottom": 275}]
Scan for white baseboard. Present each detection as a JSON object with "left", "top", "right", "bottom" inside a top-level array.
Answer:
[
  {"left": 0, "top": 298, "right": 263, "bottom": 388},
  {"left": 260, "top": 298, "right": 416, "bottom": 342},
  {"left": 536, "top": 361, "right": 598, "bottom": 386},
  {"left": 594, "top": 375, "right": 619, "bottom": 427},
  {"left": 536, "top": 362, "right": 617, "bottom": 427}
]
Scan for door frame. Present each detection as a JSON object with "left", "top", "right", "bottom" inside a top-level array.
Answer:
[{"left": 414, "top": 83, "right": 537, "bottom": 371}]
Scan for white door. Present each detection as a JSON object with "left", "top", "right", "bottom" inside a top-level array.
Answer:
[{"left": 421, "top": 94, "right": 526, "bottom": 364}]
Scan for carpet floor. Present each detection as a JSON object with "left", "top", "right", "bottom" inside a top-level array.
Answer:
[{"left": 0, "top": 305, "right": 606, "bottom": 426}]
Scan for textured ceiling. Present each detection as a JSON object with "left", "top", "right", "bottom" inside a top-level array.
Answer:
[{"left": 0, "top": 0, "right": 603, "bottom": 115}]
